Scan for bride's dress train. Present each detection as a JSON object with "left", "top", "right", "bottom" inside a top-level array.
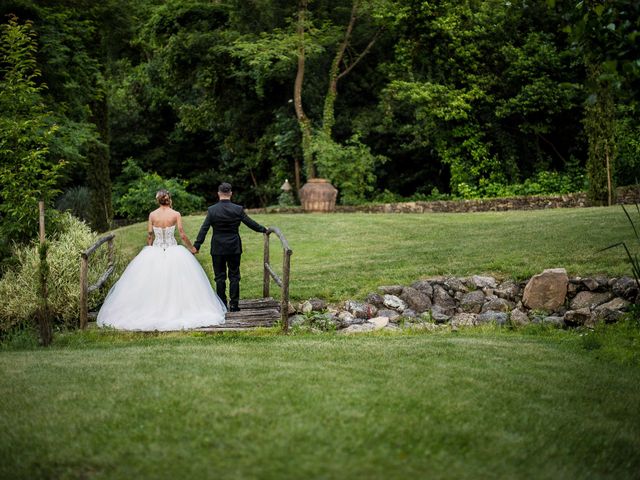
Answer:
[{"left": 97, "top": 226, "right": 226, "bottom": 331}]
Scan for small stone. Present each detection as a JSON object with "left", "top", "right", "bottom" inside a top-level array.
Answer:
[
  {"left": 450, "top": 313, "right": 477, "bottom": 327},
  {"left": 337, "top": 311, "right": 365, "bottom": 328},
  {"left": 476, "top": 311, "right": 508, "bottom": 325},
  {"left": 368, "top": 316, "right": 390, "bottom": 330},
  {"left": 542, "top": 316, "right": 565, "bottom": 327},
  {"left": 481, "top": 297, "right": 514, "bottom": 313},
  {"left": 378, "top": 309, "right": 401, "bottom": 322},
  {"left": 510, "top": 308, "right": 529, "bottom": 326},
  {"left": 430, "top": 305, "right": 451, "bottom": 323},
  {"left": 471, "top": 275, "right": 498, "bottom": 289},
  {"left": 582, "top": 278, "right": 599, "bottom": 291},
  {"left": 401, "top": 309, "right": 417, "bottom": 319},
  {"left": 495, "top": 280, "right": 520, "bottom": 301},
  {"left": 301, "top": 298, "right": 326, "bottom": 313},
  {"left": 383, "top": 294, "right": 407, "bottom": 312},
  {"left": 344, "top": 300, "right": 368, "bottom": 319},
  {"left": 444, "top": 277, "right": 469, "bottom": 293},
  {"left": 365, "top": 293, "right": 385, "bottom": 307},
  {"left": 339, "top": 323, "right": 375, "bottom": 334},
  {"left": 564, "top": 308, "right": 592, "bottom": 326}
]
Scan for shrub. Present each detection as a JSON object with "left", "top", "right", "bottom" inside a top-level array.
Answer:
[
  {"left": 113, "top": 159, "right": 206, "bottom": 220},
  {"left": 0, "top": 213, "right": 115, "bottom": 335}
]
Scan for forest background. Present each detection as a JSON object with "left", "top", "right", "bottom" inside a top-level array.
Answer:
[{"left": 1, "top": 0, "right": 639, "bottom": 260}]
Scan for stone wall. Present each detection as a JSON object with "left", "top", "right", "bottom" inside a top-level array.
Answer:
[
  {"left": 248, "top": 185, "right": 640, "bottom": 215},
  {"left": 290, "top": 269, "right": 637, "bottom": 333}
]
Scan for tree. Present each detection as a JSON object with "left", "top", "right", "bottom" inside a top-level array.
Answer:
[
  {"left": 563, "top": 0, "right": 640, "bottom": 204},
  {"left": 0, "top": 15, "right": 65, "bottom": 247}
]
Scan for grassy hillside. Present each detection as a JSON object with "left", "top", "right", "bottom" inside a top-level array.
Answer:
[{"left": 111, "top": 206, "right": 633, "bottom": 302}]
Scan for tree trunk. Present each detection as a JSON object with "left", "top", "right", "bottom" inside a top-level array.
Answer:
[
  {"left": 88, "top": 95, "right": 114, "bottom": 231},
  {"left": 322, "top": 1, "right": 359, "bottom": 137},
  {"left": 294, "top": 0, "right": 315, "bottom": 179}
]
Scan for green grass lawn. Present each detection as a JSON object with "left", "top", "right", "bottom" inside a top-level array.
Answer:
[
  {"left": 112, "top": 206, "right": 634, "bottom": 302},
  {"left": 1, "top": 329, "right": 639, "bottom": 479},
  {"left": 3, "top": 207, "right": 639, "bottom": 479}
]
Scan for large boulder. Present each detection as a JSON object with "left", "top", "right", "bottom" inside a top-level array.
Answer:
[
  {"left": 400, "top": 286, "right": 432, "bottom": 313},
  {"left": 522, "top": 268, "right": 568, "bottom": 312},
  {"left": 432, "top": 285, "right": 457, "bottom": 315},
  {"left": 612, "top": 276, "right": 639, "bottom": 302},
  {"left": 460, "top": 290, "right": 485, "bottom": 313},
  {"left": 570, "top": 291, "right": 613, "bottom": 310},
  {"left": 593, "top": 297, "right": 630, "bottom": 323},
  {"left": 411, "top": 280, "right": 433, "bottom": 298}
]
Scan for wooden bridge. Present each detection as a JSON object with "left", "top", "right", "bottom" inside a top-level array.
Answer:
[{"left": 81, "top": 227, "right": 293, "bottom": 332}]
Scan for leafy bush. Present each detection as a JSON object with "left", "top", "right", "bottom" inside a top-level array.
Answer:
[
  {"left": 113, "top": 159, "right": 206, "bottom": 220},
  {"left": 0, "top": 213, "right": 115, "bottom": 335},
  {"left": 456, "top": 169, "right": 585, "bottom": 199}
]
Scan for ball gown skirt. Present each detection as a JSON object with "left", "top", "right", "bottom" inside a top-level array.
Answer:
[{"left": 97, "top": 244, "right": 227, "bottom": 331}]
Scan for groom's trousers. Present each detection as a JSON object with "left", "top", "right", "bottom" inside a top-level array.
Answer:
[{"left": 212, "top": 254, "right": 241, "bottom": 308}]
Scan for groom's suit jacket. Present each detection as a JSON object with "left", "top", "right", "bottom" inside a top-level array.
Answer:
[{"left": 194, "top": 199, "right": 267, "bottom": 255}]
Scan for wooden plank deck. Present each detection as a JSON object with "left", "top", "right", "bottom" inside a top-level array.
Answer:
[{"left": 89, "top": 297, "right": 281, "bottom": 331}]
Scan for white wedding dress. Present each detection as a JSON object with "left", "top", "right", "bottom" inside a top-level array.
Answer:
[{"left": 97, "top": 226, "right": 226, "bottom": 331}]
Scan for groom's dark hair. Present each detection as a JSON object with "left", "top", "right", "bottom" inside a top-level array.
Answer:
[{"left": 218, "top": 182, "right": 232, "bottom": 194}]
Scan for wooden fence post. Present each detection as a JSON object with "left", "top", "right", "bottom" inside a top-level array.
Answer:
[
  {"left": 263, "top": 232, "right": 270, "bottom": 298},
  {"left": 281, "top": 248, "right": 292, "bottom": 332},
  {"left": 79, "top": 253, "right": 89, "bottom": 329}
]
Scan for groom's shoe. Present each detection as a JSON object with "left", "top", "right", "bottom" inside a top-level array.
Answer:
[{"left": 229, "top": 304, "right": 240, "bottom": 312}]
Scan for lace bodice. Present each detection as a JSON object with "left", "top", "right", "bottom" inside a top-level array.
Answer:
[{"left": 152, "top": 226, "right": 177, "bottom": 249}]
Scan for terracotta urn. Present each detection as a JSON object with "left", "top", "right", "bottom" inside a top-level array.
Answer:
[{"left": 299, "top": 178, "right": 338, "bottom": 212}]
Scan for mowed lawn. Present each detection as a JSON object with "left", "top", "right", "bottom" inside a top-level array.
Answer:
[
  {"left": 113, "top": 206, "right": 633, "bottom": 302},
  {"left": 1, "top": 331, "right": 639, "bottom": 479}
]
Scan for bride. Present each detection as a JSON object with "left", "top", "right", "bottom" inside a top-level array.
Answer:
[{"left": 97, "top": 189, "right": 226, "bottom": 331}]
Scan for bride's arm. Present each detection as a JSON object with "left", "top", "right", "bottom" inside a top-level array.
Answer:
[
  {"left": 176, "top": 213, "right": 196, "bottom": 253},
  {"left": 147, "top": 215, "right": 154, "bottom": 246}
]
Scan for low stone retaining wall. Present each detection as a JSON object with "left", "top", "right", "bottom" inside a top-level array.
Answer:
[
  {"left": 290, "top": 269, "right": 637, "bottom": 333},
  {"left": 248, "top": 185, "right": 640, "bottom": 215}
]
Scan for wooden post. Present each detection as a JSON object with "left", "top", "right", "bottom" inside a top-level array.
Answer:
[
  {"left": 263, "top": 232, "right": 270, "bottom": 298},
  {"left": 38, "top": 201, "right": 45, "bottom": 244},
  {"left": 79, "top": 253, "right": 89, "bottom": 329},
  {"left": 281, "top": 249, "right": 292, "bottom": 333},
  {"left": 107, "top": 237, "right": 115, "bottom": 267}
]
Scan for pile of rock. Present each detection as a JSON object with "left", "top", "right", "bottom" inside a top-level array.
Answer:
[{"left": 291, "top": 269, "right": 637, "bottom": 334}]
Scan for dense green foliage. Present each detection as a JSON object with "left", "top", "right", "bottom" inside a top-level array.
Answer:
[
  {"left": 0, "top": 1, "right": 639, "bottom": 238},
  {"left": 0, "top": 16, "right": 66, "bottom": 252},
  {"left": 112, "top": 159, "right": 205, "bottom": 221}
]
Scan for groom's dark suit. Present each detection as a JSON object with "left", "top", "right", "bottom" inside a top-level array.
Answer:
[{"left": 194, "top": 199, "right": 267, "bottom": 310}]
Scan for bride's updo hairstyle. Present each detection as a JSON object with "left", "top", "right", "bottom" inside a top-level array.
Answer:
[{"left": 155, "top": 189, "right": 172, "bottom": 207}]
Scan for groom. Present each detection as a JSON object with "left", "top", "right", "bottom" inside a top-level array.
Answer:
[{"left": 194, "top": 183, "right": 268, "bottom": 312}]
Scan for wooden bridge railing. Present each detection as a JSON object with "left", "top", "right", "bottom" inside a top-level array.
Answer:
[
  {"left": 79, "top": 233, "right": 116, "bottom": 329},
  {"left": 263, "top": 227, "right": 293, "bottom": 332}
]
